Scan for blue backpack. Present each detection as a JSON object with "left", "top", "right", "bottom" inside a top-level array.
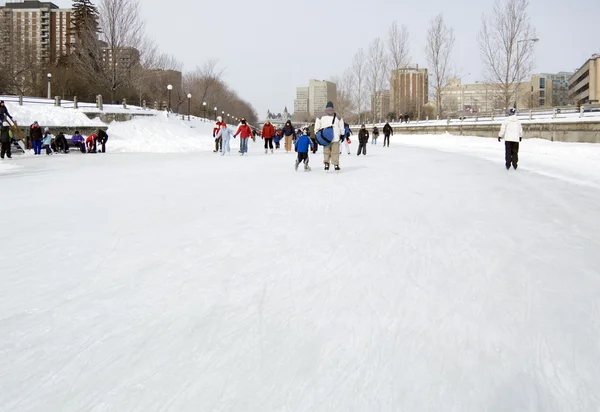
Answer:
[{"left": 315, "top": 113, "right": 337, "bottom": 146}]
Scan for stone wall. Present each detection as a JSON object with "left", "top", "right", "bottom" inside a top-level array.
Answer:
[{"left": 351, "top": 121, "right": 600, "bottom": 143}]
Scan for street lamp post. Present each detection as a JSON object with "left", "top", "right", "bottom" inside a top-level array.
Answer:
[
  {"left": 214, "top": 107, "right": 217, "bottom": 120},
  {"left": 457, "top": 72, "right": 471, "bottom": 112},
  {"left": 187, "top": 93, "right": 192, "bottom": 121},
  {"left": 515, "top": 38, "right": 539, "bottom": 113},
  {"left": 47, "top": 73, "right": 52, "bottom": 99},
  {"left": 203, "top": 102, "right": 207, "bottom": 119},
  {"left": 167, "top": 84, "right": 173, "bottom": 113}
]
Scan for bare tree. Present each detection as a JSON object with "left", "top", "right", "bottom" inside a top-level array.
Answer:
[
  {"left": 479, "top": 0, "right": 536, "bottom": 110},
  {"left": 387, "top": 21, "right": 410, "bottom": 116},
  {"left": 96, "top": 0, "right": 145, "bottom": 102},
  {"left": 426, "top": 13, "right": 455, "bottom": 116},
  {"left": 330, "top": 68, "right": 355, "bottom": 121},
  {"left": 367, "top": 37, "right": 387, "bottom": 122},
  {"left": 351, "top": 48, "right": 368, "bottom": 124}
]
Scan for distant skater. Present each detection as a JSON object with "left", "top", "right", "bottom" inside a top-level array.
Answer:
[
  {"left": 383, "top": 122, "right": 393, "bottom": 147},
  {"left": 294, "top": 128, "right": 312, "bottom": 172},
  {"left": 498, "top": 108, "right": 523, "bottom": 170},
  {"left": 357, "top": 124, "right": 369, "bottom": 156}
]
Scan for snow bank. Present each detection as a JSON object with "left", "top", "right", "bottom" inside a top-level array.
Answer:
[
  {"left": 6, "top": 103, "right": 105, "bottom": 127},
  {"left": 106, "top": 112, "right": 221, "bottom": 153},
  {"left": 396, "top": 133, "right": 600, "bottom": 187}
]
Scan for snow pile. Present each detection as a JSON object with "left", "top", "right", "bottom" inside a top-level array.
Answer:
[
  {"left": 6, "top": 102, "right": 105, "bottom": 127},
  {"left": 106, "top": 112, "right": 220, "bottom": 153},
  {"left": 396, "top": 133, "right": 600, "bottom": 188}
]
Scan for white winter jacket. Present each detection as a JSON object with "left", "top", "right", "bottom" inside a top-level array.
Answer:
[
  {"left": 499, "top": 115, "right": 523, "bottom": 143},
  {"left": 315, "top": 113, "right": 345, "bottom": 141}
]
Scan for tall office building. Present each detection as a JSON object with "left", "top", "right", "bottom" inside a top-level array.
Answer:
[
  {"left": 308, "top": 79, "right": 336, "bottom": 117},
  {"left": 0, "top": 1, "right": 74, "bottom": 64},
  {"left": 390, "top": 64, "right": 429, "bottom": 116},
  {"left": 293, "top": 86, "right": 309, "bottom": 116}
]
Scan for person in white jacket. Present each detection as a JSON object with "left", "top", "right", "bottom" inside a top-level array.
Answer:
[
  {"left": 498, "top": 107, "right": 524, "bottom": 170},
  {"left": 314, "top": 101, "right": 345, "bottom": 171},
  {"left": 216, "top": 124, "right": 233, "bottom": 156}
]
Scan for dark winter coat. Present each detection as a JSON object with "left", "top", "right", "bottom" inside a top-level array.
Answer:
[
  {"left": 383, "top": 123, "right": 393, "bottom": 136},
  {"left": 372, "top": 127, "right": 379, "bottom": 135},
  {"left": 0, "top": 125, "right": 10, "bottom": 143},
  {"left": 282, "top": 123, "right": 294, "bottom": 137},
  {"left": 98, "top": 129, "right": 108, "bottom": 143},
  {"left": 358, "top": 129, "right": 369, "bottom": 144},
  {"left": 30, "top": 125, "right": 43, "bottom": 141},
  {"left": 0, "top": 104, "right": 11, "bottom": 122}
]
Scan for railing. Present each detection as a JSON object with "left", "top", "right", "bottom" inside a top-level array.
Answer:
[{"left": 354, "top": 106, "right": 600, "bottom": 128}]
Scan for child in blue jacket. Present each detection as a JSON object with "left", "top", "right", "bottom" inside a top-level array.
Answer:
[{"left": 294, "top": 128, "right": 312, "bottom": 172}]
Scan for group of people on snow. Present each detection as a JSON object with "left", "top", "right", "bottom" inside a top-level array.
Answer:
[
  {"left": 0, "top": 100, "right": 108, "bottom": 159},
  {"left": 27, "top": 123, "right": 108, "bottom": 156}
]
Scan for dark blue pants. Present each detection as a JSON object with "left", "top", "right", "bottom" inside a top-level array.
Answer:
[{"left": 33, "top": 140, "right": 42, "bottom": 154}]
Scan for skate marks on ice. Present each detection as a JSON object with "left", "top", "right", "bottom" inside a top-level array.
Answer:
[{"left": 1, "top": 149, "right": 600, "bottom": 410}]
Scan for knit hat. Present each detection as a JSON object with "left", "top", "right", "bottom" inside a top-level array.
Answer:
[
  {"left": 509, "top": 107, "right": 516, "bottom": 115},
  {"left": 326, "top": 101, "right": 334, "bottom": 109},
  {"left": 44, "top": 127, "right": 49, "bottom": 132}
]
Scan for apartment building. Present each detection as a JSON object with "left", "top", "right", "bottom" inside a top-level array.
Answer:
[
  {"left": 390, "top": 64, "right": 428, "bottom": 115},
  {"left": 569, "top": 54, "right": 600, "bottom": 105},
  {"left": 0, "top": 1, "right": 74, "bottom": 63},
  {"left": 308, "top": 80, "right": 336, "bottom": 117},
  {"left": 293, "top": 87, "right": 309, "bottom": 116}
]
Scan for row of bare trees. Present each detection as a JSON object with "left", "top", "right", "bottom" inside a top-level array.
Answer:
[
  {"left": 0, "top": 0, "right": 257, "bottom": 123},
  {"left": 326, "top": 0, "right": 536, "bottom": 123}
]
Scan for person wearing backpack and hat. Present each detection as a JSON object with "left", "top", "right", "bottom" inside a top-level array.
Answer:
[{"left": 314, "top": 101, "right": 345, "bottom": 171}]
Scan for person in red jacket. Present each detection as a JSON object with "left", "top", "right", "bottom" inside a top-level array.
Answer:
[
  {"left": 234, "top": 118, "right": 253, "bottom": 156},
  {"left": 261, "top": 120, "right": 275, "bottom": 154},
  {"left": 86, "top": 133, "right": 97, "bottom": 153},
  {"left": 213, "top": 116, "right": 224, "bottom": 153}
]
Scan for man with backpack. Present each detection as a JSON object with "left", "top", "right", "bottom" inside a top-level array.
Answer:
[{"left": 314, "top": 101, "right": 345, "bottom": 171}]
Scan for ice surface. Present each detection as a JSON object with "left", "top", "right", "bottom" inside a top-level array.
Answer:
[{"left": 1, "top": 135, "right": 600, "bottom": 411}]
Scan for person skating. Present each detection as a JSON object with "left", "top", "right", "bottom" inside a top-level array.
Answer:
[
  {"left": 274, "top": 129, "right": 283, "bottom": 149},
  {"left": 29, "top": 121, "right": 43, "bottom": 155},
  {"left": 234, "top": 117, "right": 252, "bottom": 155},
  {"left": 372, "top": 126, "right": 379, "bottom": 145},
  {"left": 216, "top": 123, "right": 233, "bottom": 156},
  {"left": 383, "top": 122, "right": 393, "bottom": 147},
  {"left": 308, "top": 123, "right": 318, "bottom": 154},
  {"left": 213, "top": 116, "right": 224, "bottom": 152},
  {"left": 294, "top": 127, "right": 312, "bottom": 172},
  {"left": 357, "top": 124, "right": 369, "bottom": 156},
  {"left": 41, "top": 127, "right": 54, "bottom": 155},
  {"left": 0, "top": 121, "right": 12, "bottom": 159},
  {"left": 282, "top": 120, "right": 295, "bottom": 152},
  {"left": 314, "top": 101, "right": 345, "bottom": 171},
  {"left": 71, "top": 131, "right": 86, "bottom": 153},
  {"left": 498, "top": 107, "right": 523, "bottom": 170},
  {"left": 340, "top": 122, "right": 352, "bottom": 155},
  {"left": 261, "top": 120, "right": 275, "bottom": 154}
]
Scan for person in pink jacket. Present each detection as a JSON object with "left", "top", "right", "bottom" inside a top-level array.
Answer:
[{"left": 234, "top": 118, "right": 253, "bottom": 156}]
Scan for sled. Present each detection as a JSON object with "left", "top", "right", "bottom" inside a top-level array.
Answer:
[{"left": 5, "top": 117, "right": 27, "bottom": 151}]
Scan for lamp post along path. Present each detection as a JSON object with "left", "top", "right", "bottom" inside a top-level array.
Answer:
[
  {"left": 47, "top": 73, "right": 52, "bottom": 99},
  {"left": 187, "top": 93, "right": 192, "bottom": 121},
  {"left": 167, "top": 84, "right": 173, "bottom": 113}
]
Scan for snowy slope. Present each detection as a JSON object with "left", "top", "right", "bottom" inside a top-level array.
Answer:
[
  {"left": 5, "top": 102, "right": 106, "bottom": 127},
  {"left": 106, "top": 113, "right": 219, "bottom": 153},
  {"left": 1, "top": 141, "right": 600, "bottom": 411}
]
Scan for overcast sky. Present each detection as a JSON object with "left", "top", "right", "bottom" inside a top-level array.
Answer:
[{"left": 48, "top": 0, "right": 599, "bottom": 118}]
